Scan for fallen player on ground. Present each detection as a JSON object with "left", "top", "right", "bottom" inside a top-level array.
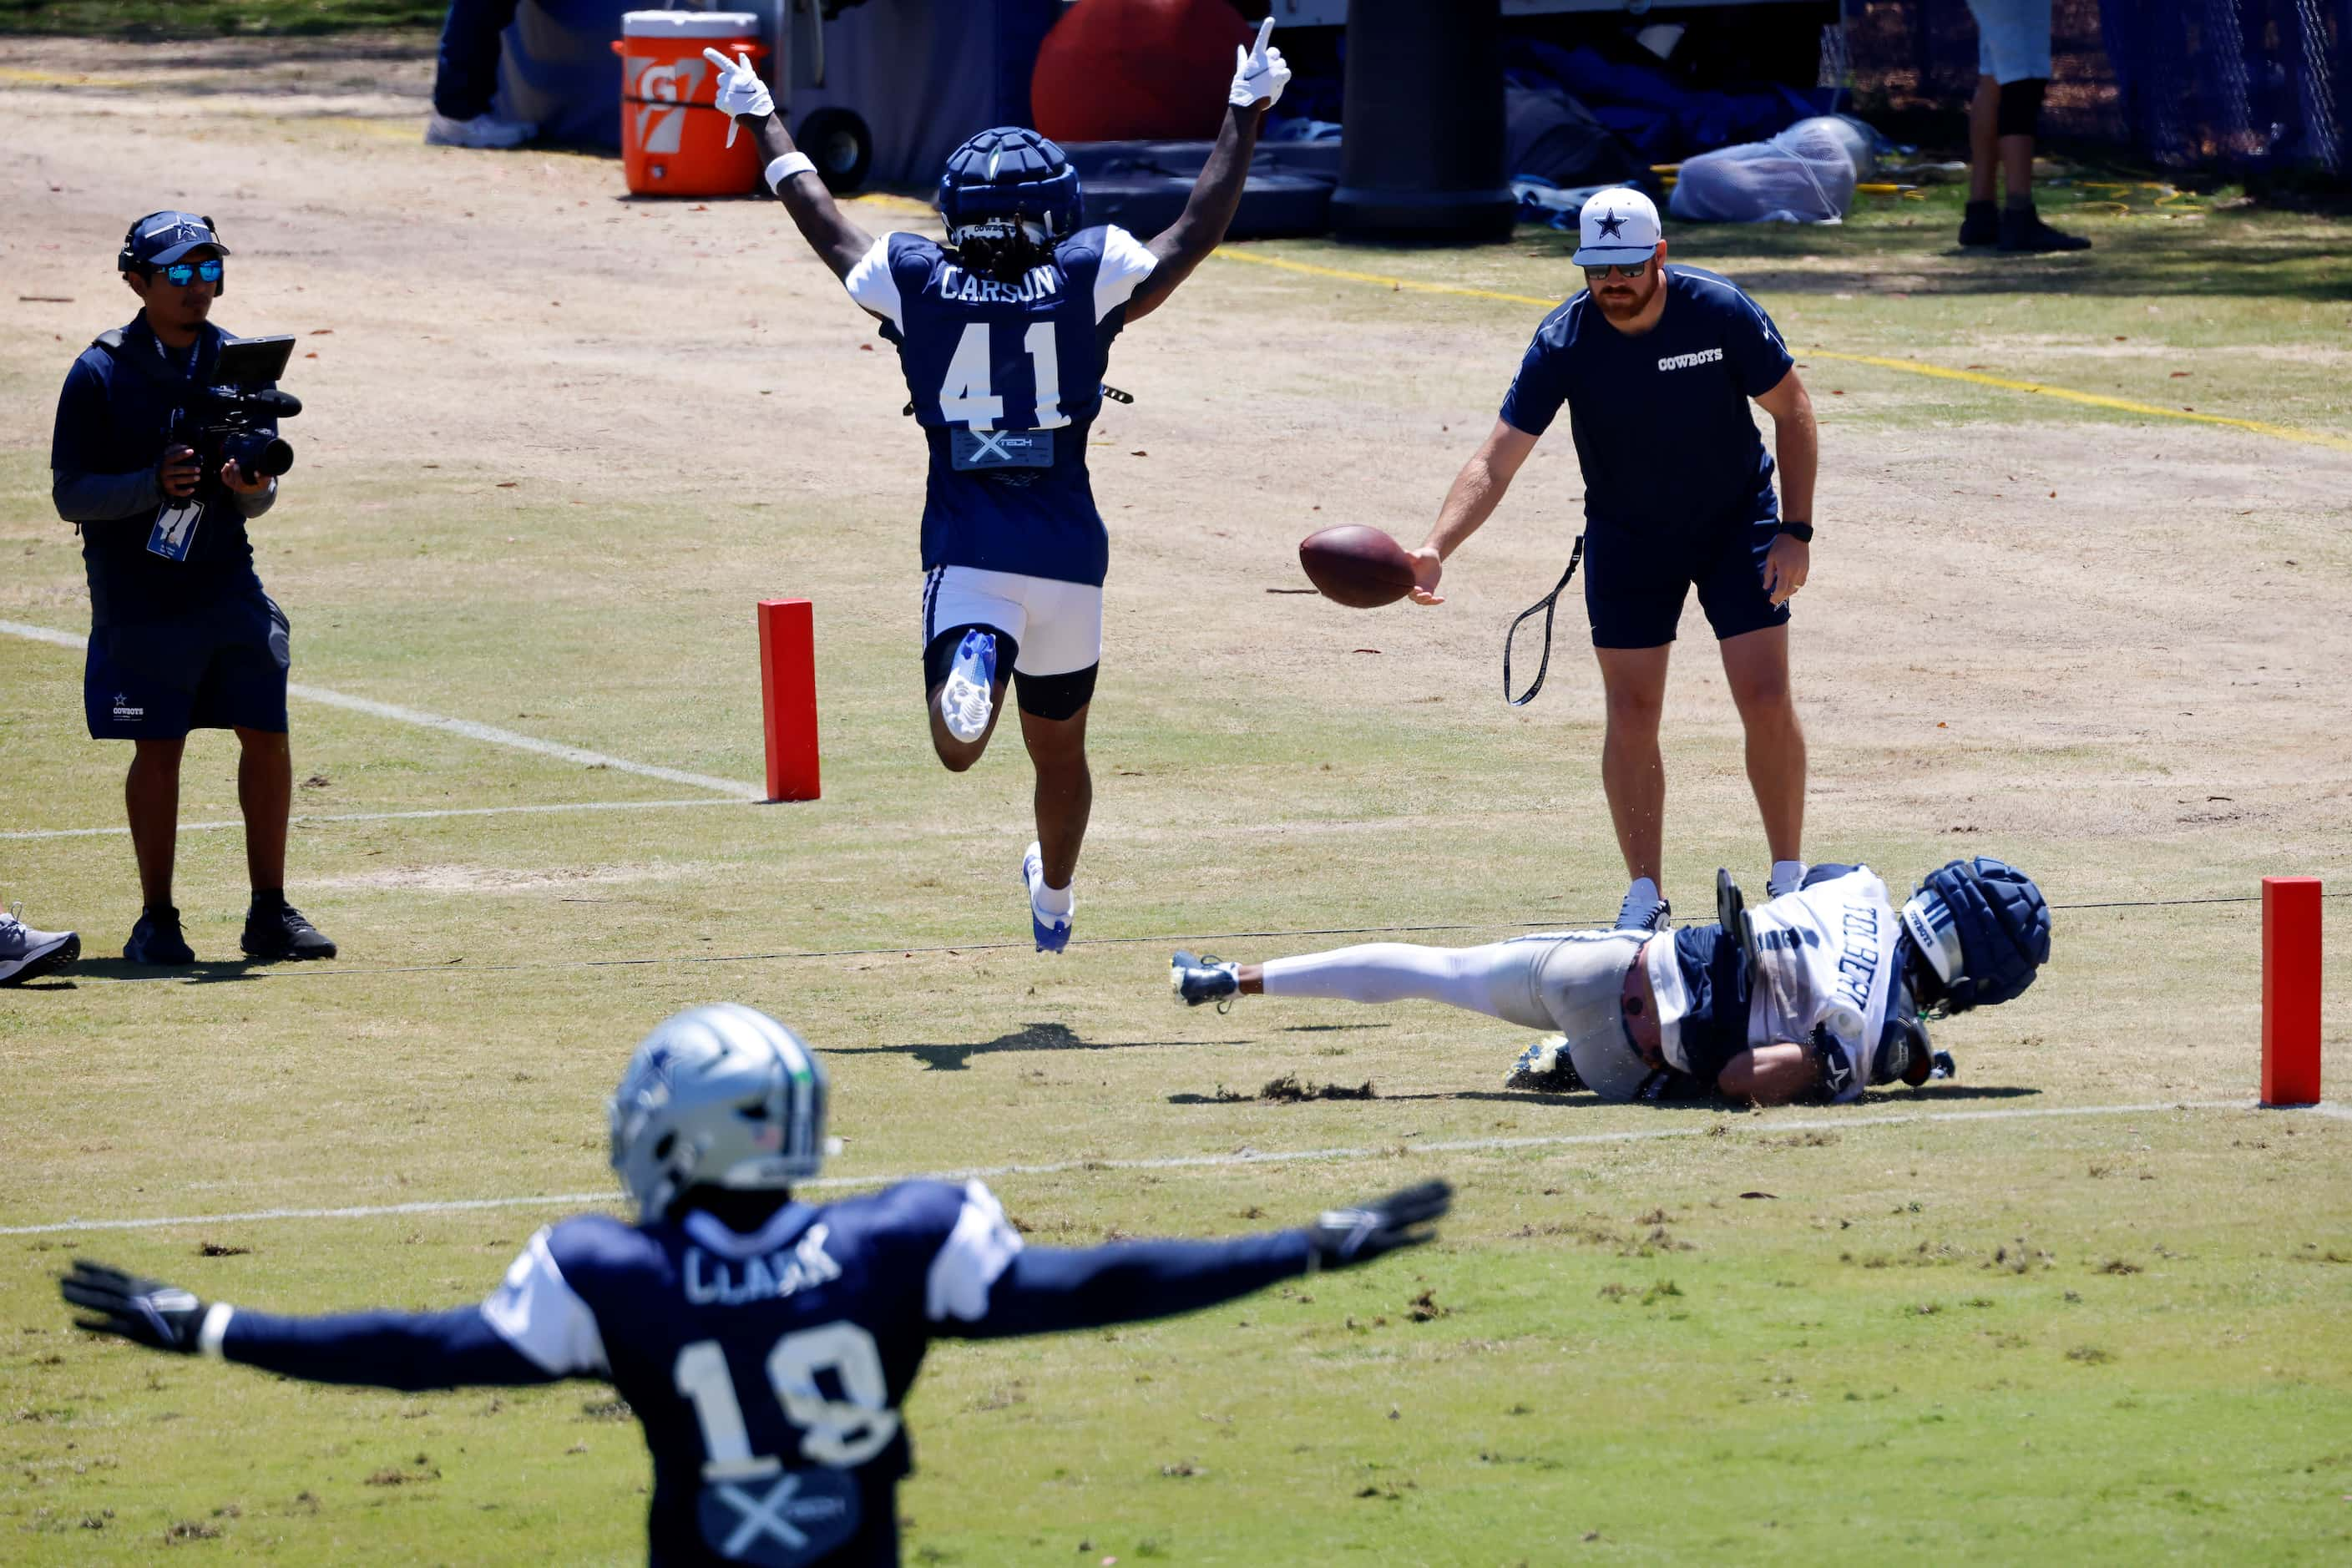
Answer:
[{"left": 1173, "top": 858, "right": 2051, "bottom": 1106}]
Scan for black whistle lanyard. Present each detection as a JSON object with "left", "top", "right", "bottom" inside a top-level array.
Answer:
[{"left": 1503, "top": 534, "right": 1584, "bottom": 707}]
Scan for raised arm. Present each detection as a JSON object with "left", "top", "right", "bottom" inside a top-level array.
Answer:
[
  {"left": 708, "top": 49, "right": 875, "bottom": 281},
  {"left": 1405, "top": 419, "right": 1540, "bottom": 605},
  {"left": 940, "top": 1180, "right": 1450, "bottom": 1340},
  {"left": 1123, "top": 17, "right": 1291, "bottom": 323}
]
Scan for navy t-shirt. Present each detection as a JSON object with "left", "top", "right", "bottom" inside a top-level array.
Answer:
[
  {"left": 843, "top": 225, "right": 1158, "bottom": 587},
  {"left": 1500, "top": 265, "right": 1793, "bottom": 534},
  {"left": 51, "top": 316, "right": 269, "bottom": 626}
]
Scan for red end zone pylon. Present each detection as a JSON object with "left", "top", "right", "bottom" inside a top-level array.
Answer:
[
  {"left": 2260, "top": 876, "right": 2321, "bottom": 1107},
  {"left": 758, "top": 599, "right": 820, "bottom": 802}
]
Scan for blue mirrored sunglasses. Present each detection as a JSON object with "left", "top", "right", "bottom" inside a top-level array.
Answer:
[{"left": 156, "top": 259, "right": 224, "bottom": 286}]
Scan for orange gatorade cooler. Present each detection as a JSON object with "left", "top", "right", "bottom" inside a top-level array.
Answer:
[{"left": 613, "top": 11, "right": 766, "bottom": 196}]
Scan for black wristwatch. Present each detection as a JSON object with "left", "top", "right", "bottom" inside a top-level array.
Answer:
[{"left": 1775, "top": 519, "right": 1814, "bottom": 543}]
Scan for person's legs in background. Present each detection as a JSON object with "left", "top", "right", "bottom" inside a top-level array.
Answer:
[
  {"left": 427, "top": 0, "right": 536, "bottom": 149},
  {"left": 1959, "top": 0, "right": 2088, "bottom": 251}
]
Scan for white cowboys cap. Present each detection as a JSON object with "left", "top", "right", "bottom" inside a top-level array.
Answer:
[{"left": 1572, "top": 187, "right": 1662, "bottom": 268}]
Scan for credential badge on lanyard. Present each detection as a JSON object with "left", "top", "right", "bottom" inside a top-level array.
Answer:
[{"left": 146, "top": 358, "right": 203, "bottom": 561}]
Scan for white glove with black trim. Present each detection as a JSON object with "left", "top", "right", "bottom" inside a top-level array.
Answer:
[
  {"left": 703, "top": 48, "right": 773, "bottom": 146},
  {"left": 1227, "top": 16, "right": 1291, "bottom": 110}
]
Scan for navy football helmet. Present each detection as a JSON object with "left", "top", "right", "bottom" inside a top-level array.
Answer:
[
  {"left": 1899, "top": 857, "right": 2051, "bottom": 1015},
  {"left": 938, "top": 127, "right": 1081, "bottom": 279}
]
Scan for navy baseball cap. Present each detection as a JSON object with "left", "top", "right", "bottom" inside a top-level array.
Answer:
[{"left": 120, "top": 211, "right": 230, "bottom": 270}]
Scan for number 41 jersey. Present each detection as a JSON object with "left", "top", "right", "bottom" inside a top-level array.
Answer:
[
  {"left": 843, "top": 227, "right": 1158, "bottom": 589},
  {"left": 483, "top": 1179, "right": 1024, "bottom": 1566}
]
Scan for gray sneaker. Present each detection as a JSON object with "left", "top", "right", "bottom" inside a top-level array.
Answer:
[
  {"left": 425, "top": 111, "right": 535, "bottom": 149},
  {"left": 1615, "top": 888, "right": 1671, "bottom": 934},
  {"left": 0, "top": 903, "right": 79, "bottom": 985}
]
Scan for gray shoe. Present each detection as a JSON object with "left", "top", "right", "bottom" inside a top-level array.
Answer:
[
  {"left": 0, "top": 903, "right": 79, "bottom": 985},
  {"left": 1614, "top": 888, "right": 1671, "bottom": 934},
  {"left": 425, "top": 111, "right": 534, "bottom": 149}
]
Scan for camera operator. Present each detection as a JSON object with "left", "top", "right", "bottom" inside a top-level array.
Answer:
[{"left": 48, "top": 212, "right": 335, "bottom": 966}]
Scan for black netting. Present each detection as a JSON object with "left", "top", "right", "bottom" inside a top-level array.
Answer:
[{"left": 1844, "top": 0, "right": 2348, "bottom": 176}]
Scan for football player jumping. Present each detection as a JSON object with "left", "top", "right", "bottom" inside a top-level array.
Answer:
[
  {"left": 705, "top": 23, "right": 1292, "bottom": 953},
  {"left": 60, "top": 1004, "right": 1448, "bottom": 1567},
  {"left": 1172, "top": 857, "right": 2051, "bottom": 1106}
]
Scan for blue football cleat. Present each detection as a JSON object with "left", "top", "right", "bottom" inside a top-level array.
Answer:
[
  {"left": 1170, "top": 950, "right": 1240, "bottom": 1009},
  {"left": 1021, "top": 841, "right": 1073, "bottom": 953},
  {"left": 939, "top": 630, "right": 997, "bottom": 743}
]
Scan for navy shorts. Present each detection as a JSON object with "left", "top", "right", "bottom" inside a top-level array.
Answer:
[
  {"left": 1583, "top": 518, "right": 1790, "bottom": 650},
  {"left": 84, "top": 592, "right": 291, "bottom": 740}
]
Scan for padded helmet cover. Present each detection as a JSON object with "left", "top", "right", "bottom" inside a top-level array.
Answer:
[
  {"left": 938, "top": 126, "right": 1083, "bottom": 242},
  {"left": 1909, "top": 857, "right": 2051, "bottom": 1011}
]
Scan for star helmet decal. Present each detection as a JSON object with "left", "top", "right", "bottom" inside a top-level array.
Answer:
[{"left": 1595, "top": 209, "right": 1627, "bottom": 240}]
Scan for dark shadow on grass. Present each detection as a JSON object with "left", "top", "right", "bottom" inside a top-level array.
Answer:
[
  {"left": 70, "top": 957, "right": 266, "bottom": 984},
  {"left": 831, "top": 1021, "right": 1247, "bottom": 1073},
  {"left": 1276, "top": 1022, "right": 1391, "bottom": 1034}
]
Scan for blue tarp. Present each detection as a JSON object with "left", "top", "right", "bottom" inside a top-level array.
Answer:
[{"left": 1501, "top": 38, "right": 1827, "bottom": 164}]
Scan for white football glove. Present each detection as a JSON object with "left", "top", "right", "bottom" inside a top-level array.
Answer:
[
  {"left": 1227, "top": 16, "right": 1290, "bottom": 110},
  {"left": 702, "top": 48, "right": 773, "bottom": 146}
]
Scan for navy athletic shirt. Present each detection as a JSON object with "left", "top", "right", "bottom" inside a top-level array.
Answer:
[
  {"left": 843, "top": 226, "right": 1158, "bottom": 588},
  {"left": 1499, "top": 265, "right": 1793, "bottom": 533},
  {"left": 50, "top": 316, "right": 275, "bottom": 625},
  {"left": 204, "top": 1178, "right": 1308, "bottom": 1566}
]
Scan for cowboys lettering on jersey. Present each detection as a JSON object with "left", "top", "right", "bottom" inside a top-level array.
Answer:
[{"left": 60, "top": 1005, "right": 1449, "bottom": 1567}]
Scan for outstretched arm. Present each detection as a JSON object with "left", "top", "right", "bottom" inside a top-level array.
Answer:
[
  {"left": 1406, "top": 420, "right": 1540, "bottom": 605},
  {"left": 940, "top": 1181, "right": 1451, "bottom": 1340},
  {"left": 59, "top": 1261, "right": 565, "bottom": 1391},
  {"left": 1124, "top": 18, "right": 1291, "bottom": 322},
  {"left": 708, "top": 49, "right": 875, "bottom": 281}
]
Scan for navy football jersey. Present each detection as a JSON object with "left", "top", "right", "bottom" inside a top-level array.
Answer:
[
  {"left": 484, "top": 1179, "right": 1022, "bottom": 1567},
  {"left": 843, "top": 226, "right": 1157, "bottom": 587},
  {"left": 1499, "top": 265, "right": 1794, "bottom": 534}
]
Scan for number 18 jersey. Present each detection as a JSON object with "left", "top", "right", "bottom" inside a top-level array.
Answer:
[
  {"left": 483, "top": 1179, "right": 1023, "bottom": 1565},
  {"left": 844, "top": 227, "right": 1158, "bottom": 588}
]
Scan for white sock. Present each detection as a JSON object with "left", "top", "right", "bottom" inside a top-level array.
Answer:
[
  {"left": 1031, "top": 875, "right": 1074, "bottom": 916},
  {"left": 1768, "top": 859, "right": 1807, "bottom": 898},
  {"left": 1625, "top": 876, "right": 1661, "bottom": 907}
]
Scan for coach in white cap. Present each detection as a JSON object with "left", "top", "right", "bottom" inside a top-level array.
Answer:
[{"left": 1406, "top": 188, "right": 1819, "bottom": 933}]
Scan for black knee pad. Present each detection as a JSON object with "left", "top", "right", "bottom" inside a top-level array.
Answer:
[
  {"left": 922, "top": 624, "right": 1018, "bottom": 693},
  {"left": 1014, "top": 662, "right": 1097, "bottom": 721},
  {"left": 1996, "top": 77, "right": 2046, "bottom": 139}
]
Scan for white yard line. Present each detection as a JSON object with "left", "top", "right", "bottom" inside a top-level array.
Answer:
[
  {"left": 0, "top": 619, "right": 762, "bottom": 801},
  {"left": 1, "top": 797, "right": 760, "bottom": 842},
  {"left": 0, "top": 1097, "right": 2292, "bottom": 1237}
]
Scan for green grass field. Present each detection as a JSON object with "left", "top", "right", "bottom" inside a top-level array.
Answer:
[{"left": 3, "top": 43, "right": 2350, "bottom": 1564}]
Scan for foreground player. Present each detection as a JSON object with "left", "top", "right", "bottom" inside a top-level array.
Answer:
[
  {"left": 61, "top": 1004, "right": 1446, "bottom": 1566},
  {"left": 706, "top": 24, "right": 1291, "bottom": 952},
  {"left": 1173, "top": 857, "right": 2050, "bottom": 1106}
]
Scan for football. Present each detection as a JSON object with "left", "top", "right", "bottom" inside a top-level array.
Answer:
[{"left": 1298, "top": 524, "right": 1418, "bottom": 609}]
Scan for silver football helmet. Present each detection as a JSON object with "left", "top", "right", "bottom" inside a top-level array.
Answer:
[{"left": 608, "top": 1004, "right": 830, "bottom": 1222}]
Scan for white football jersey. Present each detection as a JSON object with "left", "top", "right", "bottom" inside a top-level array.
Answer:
[{"left": 1743, "top": 867, "right": 1899, "bottom": 1104}]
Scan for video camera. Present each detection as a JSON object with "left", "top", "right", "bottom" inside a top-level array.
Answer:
[{"left": 182, "top": 335, "right": 302, "bottom": 483}]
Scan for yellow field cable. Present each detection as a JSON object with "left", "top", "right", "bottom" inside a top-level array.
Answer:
[
  {"left": 0, "top": 65, "right": 141, "bottom": 88},
  {"left": 1208, "top": 247, "right": 2352, "bottom": 453}
]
